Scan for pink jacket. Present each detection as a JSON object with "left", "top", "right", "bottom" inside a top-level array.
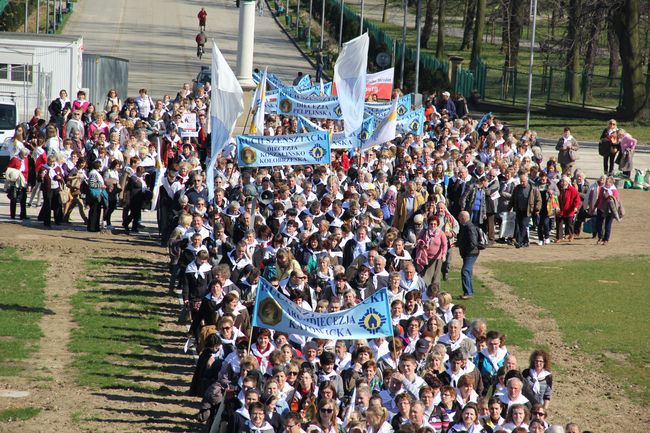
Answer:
[
  {"left": 415, "top": 228, "right": 448, "bottom": 271},
  {"left": 619, "top": 134, "right": 637, "bottom": 153}
]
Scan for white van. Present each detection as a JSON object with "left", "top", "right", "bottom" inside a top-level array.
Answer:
[{"left": 0, "top": 96, "right": 18, "bottom": 175}]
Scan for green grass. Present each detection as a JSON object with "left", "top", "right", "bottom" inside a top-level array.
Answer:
[
  {"left": 69, "top": 257, "right": 162, "bottom": 391},
  {"left": 0, "top": 247, "right": 47, "bottom": 376},
  {"left": 489, "top": 256, "right": 650, "bottom": 403},
  {"left": 0, "top": 407, "right": 41, "bottom": 422},
  {"left": 494, "top": 112, "right": 650, "bottom": 145},
  {"left": 441, "top": 271, "right": 535, "bottom": 350}
]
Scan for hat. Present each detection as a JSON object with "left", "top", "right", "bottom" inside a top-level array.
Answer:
[
  {"left": 413, "top": 214, "right": 424, "bottom": 225},
  {"left": 442, "top": 91, "right": 451, "bottom": 97},
  {"left": 260, "top": 190, "right": 274, "bottom": 205},
  {"left": 415, "top": 339, "right": 431, "bottom": 353}
]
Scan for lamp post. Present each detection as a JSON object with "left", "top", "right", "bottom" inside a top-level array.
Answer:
[
  {"left": 359, "top": 0, "right": 364, "bottom": 35},
  {"left": 415, "top": 0, "right": 421, "bottom": 94},
  {"left": 320, "top": 0, "right": 326, "bottom": 51},
  {"left": 525, "top": 0, "right": 538, "bottom": 130}
]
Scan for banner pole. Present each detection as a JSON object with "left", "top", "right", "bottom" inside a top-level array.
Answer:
[
  {"left": 242, "top": 108, "right": 252, "bottom": 134},
  {"left": 247, "top": 326, "right": 254, "bottom": 353}
]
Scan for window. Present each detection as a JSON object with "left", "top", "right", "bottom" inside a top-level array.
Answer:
[{"left": 0, "top": 63, "right": 33, "bottom": 83}]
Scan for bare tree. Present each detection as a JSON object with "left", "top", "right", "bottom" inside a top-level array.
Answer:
[
  {"left": 612, "top": 0, "right": 648, "bottom": 120},
  {"left": 421, "top": 0, "right": 436, "bottom": 47},
  {"left": 460, "top": 0, "right": 477, "bottom": 50},
  {"left": 503, "top": 0, "right": 525, "bottom": 68},
  {"left": 470, "top": 0, "right": 486, "bottom": 69},
  {"left": 436, "top": 0, "right": 446, "bottom": 58},
  {"left": 565, "top": 0, "right": 581, "bottom": 102},
  {"left": 607, "top": 9, "right": 620, "bottom": 83}
]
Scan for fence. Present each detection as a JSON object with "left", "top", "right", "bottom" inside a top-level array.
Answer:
[
  {"left": 473, "top": 60, "right": 650, "bottom": 111},
  {"left": 281, "top": 0, "right": 479, "bottom": 96}
]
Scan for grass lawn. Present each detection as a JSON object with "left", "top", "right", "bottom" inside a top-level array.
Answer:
[
  {"left": 440, "top": 271, "right": 534, "bottom": 350},
  {"left": 489, "top": 256, "right": 650, "bottom": 404},
  {"left": 0, "top": 247, "right": 47, "bottom": 376},
  {"left": 69, "top": 257, "right": 162, "bottom": 391},
  {"left": 0, "top": 407, "right": 41, "bottom": 422}
]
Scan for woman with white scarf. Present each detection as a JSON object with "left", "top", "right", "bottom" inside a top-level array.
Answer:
[
  {"left": 555, "top": 127, "right": 579, "bottom": 173},
  {"left": 522, "top": 349, "right": 553, "bottom": 409},
  {"left": 182, "top": 250, "right": 213, "bottom": 324}
]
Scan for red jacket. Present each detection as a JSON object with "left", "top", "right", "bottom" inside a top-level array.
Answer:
[
  {"left": 8, "top": 156, "right": 30, "bottom": 184},
  {"left": 558, "top": 185, "right": 581, "bottom": 217}
]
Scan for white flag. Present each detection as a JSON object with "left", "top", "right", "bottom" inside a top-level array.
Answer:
[
  {"left": 208, "top": 40, "right": 244, "bottom": 201},
  {"left": 334, "top": 33, "right": 369, "bottom": 137},
  {"left": 362, "top": 96, "right": 398, "bottom": 150},
  {"left": 250, "top": 67, "right": 267, "bottom": 135}
]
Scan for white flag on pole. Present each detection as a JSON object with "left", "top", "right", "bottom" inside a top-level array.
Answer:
[
  {"left": 208, "top": 39, "right": 244, "bottom": 201},
  {"left": 250, "top": 67, "right": 267, "bottom": 135},
  {"left": 362, "top": 96, "right": 398, "bottom": 150},
  {"left": 334, "top": 33, "right": 369, "bottom": 137}
]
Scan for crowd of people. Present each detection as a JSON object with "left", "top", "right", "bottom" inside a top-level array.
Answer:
[{"left": 2, "top": 76, "right": 626, "bottom": 433}]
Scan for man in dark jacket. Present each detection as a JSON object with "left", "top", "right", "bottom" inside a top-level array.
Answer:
[
  {"left": 508, "top": 173, "right": 542, "bottom": 248},
  {"left": 456, "top": 211, "right": 479, "bottom": 300}
]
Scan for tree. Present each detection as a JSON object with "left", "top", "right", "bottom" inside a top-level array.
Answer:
[
  {"left": 460, "top": 0, "right": 476, "bottom": 50},
  {"left": 470, "top": 0, "right": 486, "bottom": 69},
  {"left": 436, "top": 0, "right": 446, "bottom": 58},
  {"left": 612, "top": 0, "right": 648, "bottom": 120},
  {"left": 583, "top": 2, "right": 606, "bottom": 98},
  {"left": 421, "top": 0, "right": 436, "bottom": 48},
  {"left": 606, "top": 9, "right": 620, "bottom": 84},
  {"left": 503, "top": 0, "right": 526, "bottom": 68},
  {"left": 565, "top": 0, "right": 581, "bottom": 102}
]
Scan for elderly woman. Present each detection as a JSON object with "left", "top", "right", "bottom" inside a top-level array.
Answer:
[
  {"left": 594, "top": 176, "right": 622, "bottom": 245},
  {"left": 616, "top": 129, "right": 637, "bottom": 177}
]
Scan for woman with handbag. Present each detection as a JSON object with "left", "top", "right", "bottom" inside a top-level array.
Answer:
[
  {"left": 616, "top": 129, "right": 637, "bottom": 178},
  {"left": 599, "top": 119, "right": 619, "bottom": 175},
  {"left": 415, "top": 215, "right": 448, "bottom": 287}
]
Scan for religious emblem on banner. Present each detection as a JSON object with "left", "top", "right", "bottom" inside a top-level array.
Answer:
[
  {"left": 310, "top": 143, "right": 327, "bottom": 162},
  {"left": 258, "top": 298, "right": 283, "bottom": 326},
  {"left": 240, "top": 146, "right": 257, "bottom": 165},
  {"left": 279, "top": 98, "right": 293, "bottom": 113},
  {"left": 358, "top": 308, "right": 387, "bottom": 335}
]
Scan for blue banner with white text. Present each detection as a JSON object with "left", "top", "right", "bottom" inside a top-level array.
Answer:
[
  {"left": 237, "top": 131, "right": 331, "bottom": 167},
  {"left": 252, "top": 279, "right": 394, "bottom": 339}
]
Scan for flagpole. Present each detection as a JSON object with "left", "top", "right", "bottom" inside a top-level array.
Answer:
[
  {"left": 247, "top": 326, "right": 254, "bottom": 353},
  {"left": 242, "top": 108, "right": 253, "bottom": 133}
]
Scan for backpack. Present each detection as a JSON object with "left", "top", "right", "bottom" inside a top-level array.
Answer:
[{"left": 476, "top": 226, "right": 489, "bottom": 250}]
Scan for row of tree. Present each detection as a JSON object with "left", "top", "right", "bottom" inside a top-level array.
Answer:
[{"left": 382, "top": 0, "right": 648, "bottom": 120}]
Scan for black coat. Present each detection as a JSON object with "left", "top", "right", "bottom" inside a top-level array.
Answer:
[{"left": 457, "top": 221, "right": 479, "bottom": 258}]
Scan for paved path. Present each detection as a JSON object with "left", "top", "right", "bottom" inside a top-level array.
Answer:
[{"left": 64, "top": 0, "right": 313, "bottom": 98}]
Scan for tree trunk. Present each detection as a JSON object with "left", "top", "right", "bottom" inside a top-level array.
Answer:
[
  {"left": 421, "top": 0, "right": 435, "bottom": 48},
  {"left": 436, "top": 0, "right": 445, "bottom": 58},
  {"left": 607, "top": 9, "right": 620, "bottom": 83},
  {"left": 500, "top": 0, "right": 509, "bottom": 53},
  {"left": 565, "top": 0, "right": 581, "bottom": 102},
  {"left": 460, "top": 0, "right": 476, "bottom": 50},
  {"left": 613, "top": 0, "right": 648, "bottom": 120},
  {"left": 584, "top": 6, "right": 604, "bottom": 99},
  {"left": 382, "top": 0, "right": 388, "bottom": 23},
  {"left": 503, "top": 0, "right": 525, "bottom": 68},
  {"left": 470, "top": 0, "right": 486, "bottom": 70}
]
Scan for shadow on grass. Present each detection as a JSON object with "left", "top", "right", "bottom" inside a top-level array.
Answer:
[
  {"left": 0, "top": 303, "right": 55, "bottom": 315},
  {"left": 69, "top": 253, "right": 197, "bottom": 431}
]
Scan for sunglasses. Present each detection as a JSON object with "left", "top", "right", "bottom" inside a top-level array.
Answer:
[
  {"left": 320, "top": 408, "right": 333, "bottom": 413},
  {"left": 533, "top": 412, "right": 546, "bottom": 416},
  {"left": 287, "top": 371, "right": 299, "bottom": 376}
]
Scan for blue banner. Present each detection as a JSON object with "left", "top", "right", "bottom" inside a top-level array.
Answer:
[
  {"left": 254, "top": 71, "right": 287, "bottom": 90},
  {"left": 365, "top": 94, "right": 412, "bottom": 118},
  {"left": 331, "top": 116, "right": 375, "bottom": 149},
  {"left": 237, "top": 131, "right": 331, "bottom": 167},
  {"left": 297, "top": 115, "right": 326, "bottom": 133},
  {"left": 276, "top": 90, "right": 342, "bottom": 119},
  {"left": 296, "top": 74, "right": 311, "bottom": 90},
  {"left": 397, "top": 107, "right": 425, "bottom": 136},
  {"left": 252, "top": 279, "right": 394, "bottom": 339},
  {"left": 298, "top": 81, "right": 333, "bottom": 96}
]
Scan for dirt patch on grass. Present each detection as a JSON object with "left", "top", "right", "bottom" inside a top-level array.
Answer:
[
  {"left": 470, "top": 189, "right": 650, "bottom": 431},
  {"left": 0, "top": 222, "right": 199, "bottom": 433}
]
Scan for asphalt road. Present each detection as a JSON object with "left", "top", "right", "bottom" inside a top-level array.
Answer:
[{"left": 64, "top": 0, "right": 313, "bottom": 98}]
